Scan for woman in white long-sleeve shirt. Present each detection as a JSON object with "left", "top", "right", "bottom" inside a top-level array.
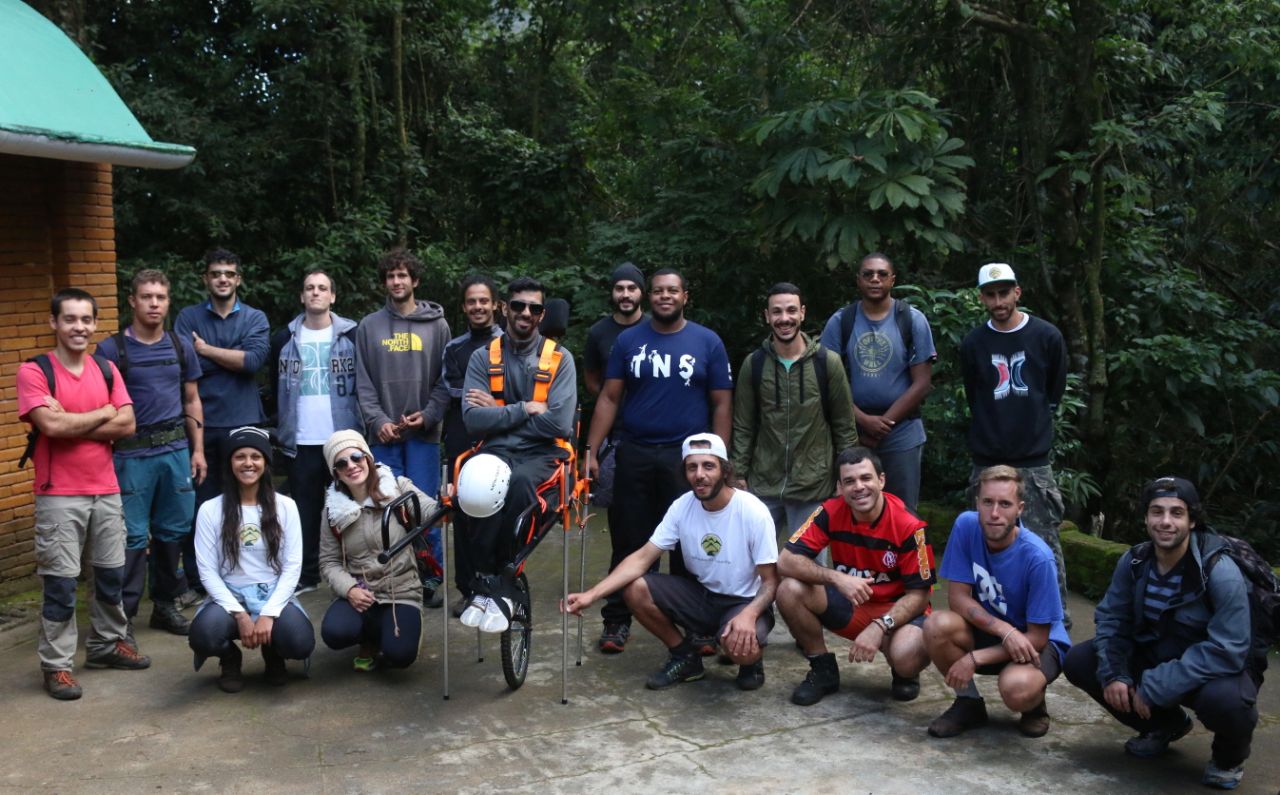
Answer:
[{"left": 189, "top": 426, "right": 315, "bottom": 692}]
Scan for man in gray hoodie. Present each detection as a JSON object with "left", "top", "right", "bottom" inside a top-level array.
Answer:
[
  {"left": 459, "top": 276, "right": 578, "bottom": 632},
  {"left": 355, "top": 249, "right": 451, "bottom": 599}
]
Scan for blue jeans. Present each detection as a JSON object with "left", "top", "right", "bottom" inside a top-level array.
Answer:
[
  {"left": 877, "top": 444, "right": 922, "bottom": 514},
  {"left": 371, "top": 438, "right": 442, "bottom": 575},
  {"left": 321, "top": 598, "right": 422, "bottom": 669}
]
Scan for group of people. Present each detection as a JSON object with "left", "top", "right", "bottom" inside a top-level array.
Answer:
[{"left": 15, "top": 252, "right": 1263, "bottom": 790}]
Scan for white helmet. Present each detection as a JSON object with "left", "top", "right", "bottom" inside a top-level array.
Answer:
[{"left": 456, "top": 453, "right": 511, "bottom": 518}]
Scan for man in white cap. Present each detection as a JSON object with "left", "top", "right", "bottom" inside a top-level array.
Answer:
[
  {"left": 563, "top": 433, "right": 779, "bottom": 691},
  {"left": 959, "top": 262, "right": 1071, "bottom": 627}
]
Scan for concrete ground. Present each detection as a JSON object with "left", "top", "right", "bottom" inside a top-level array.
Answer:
[{"left": 1, "top": 523, "right": 1276, "bottom": 794}]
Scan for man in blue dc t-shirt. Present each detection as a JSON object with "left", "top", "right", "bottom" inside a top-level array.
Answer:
[
  {"left": 587, "top": 268, "right": 733, "bottom": 654},
  {"left": 924, "top": 465, "right": 1070, "bottom": 740}
]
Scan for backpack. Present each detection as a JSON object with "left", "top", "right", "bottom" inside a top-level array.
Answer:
[
  {"left": 1202, "top": 532, "right": 1280, "bottom": 676},
  {"left": 18, "top": 353, "right": 115, "bottom": 469},
  {"left": 748, "top": 346, "right": 832, "bottom": 428},
  {"left": 110, "top": 329, "right": 187, "bottom": 383},
  {"left": 835, "top": 297, "right": 921, "bottom": 419}
]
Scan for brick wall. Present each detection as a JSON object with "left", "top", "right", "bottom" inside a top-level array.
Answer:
[{"left": 0, "top": 153, "right": 118, "bottom": 594}]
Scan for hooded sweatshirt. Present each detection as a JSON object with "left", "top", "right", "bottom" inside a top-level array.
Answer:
[
  {"left": 274, "top": 311, "right": 360, "bottom": 457},
  {"left": 355, "top": 298, "right": 451, "bottom": 442}
]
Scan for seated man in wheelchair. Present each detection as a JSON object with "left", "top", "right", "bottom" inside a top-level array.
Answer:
[{"left": 457, "top": 276, "right": 578, "bottom": 633}]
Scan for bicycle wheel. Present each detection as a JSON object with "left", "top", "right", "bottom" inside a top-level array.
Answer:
[{"left": 500, "top": 572, "right": 531, "bottom": 690}]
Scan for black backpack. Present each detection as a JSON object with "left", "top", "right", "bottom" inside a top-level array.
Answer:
[
  {"left": 18, "top": 353, "right": 115, "bottom": 469},
  {"left": 1202, "top": 531, "right": 1280, "bottom": 676},
  {"left": 834, "top": 298, "right": 921, "bottom": 420},
  {"left": 748, "top": 346, "right": 833, "bottom": 428}
]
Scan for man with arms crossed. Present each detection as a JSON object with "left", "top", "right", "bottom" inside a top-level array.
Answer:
[
  {"left": 777, "top": 446, "right": 934, "bottom": 705},
  {"left": 565, "top": 434, "right": 778, "bottom": 691},
  {"left": 924, "top": 465, "right": 1070, "bottom": 738}
]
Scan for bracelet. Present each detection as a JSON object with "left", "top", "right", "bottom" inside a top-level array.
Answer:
[
  {"left": 1000, "top": 628, "right": 1017, "bottom": 645},
  {"left": 969, "top": 651, "right": 978, "bottom": 667}
]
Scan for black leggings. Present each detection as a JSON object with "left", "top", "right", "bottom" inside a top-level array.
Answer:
[
  {"left": 1063, "top": 638, "right": 1259, "bottom": 768},
  {"left": 189, "top": 602, "right": 316, "bottom": 660},
  {"left": 321, "top": 599, "right": 422, "bottom": 669}
]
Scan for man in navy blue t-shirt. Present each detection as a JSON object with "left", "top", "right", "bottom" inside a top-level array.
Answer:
[
  {"left": 587, "top": 268, "right": 733, "bottom": 654},
  {"left": 923, "top": 465, "right": 1070, "bottom": 740}
]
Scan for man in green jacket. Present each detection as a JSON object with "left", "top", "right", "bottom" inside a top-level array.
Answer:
[{"left": 732, "top": 283, "right": 858, "bottom": 540}]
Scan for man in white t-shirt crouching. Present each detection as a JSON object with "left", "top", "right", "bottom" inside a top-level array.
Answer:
[{"left": 564, "top": 433, "right": 779, "bottom": 690}]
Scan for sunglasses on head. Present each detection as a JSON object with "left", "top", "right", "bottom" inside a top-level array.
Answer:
[
  {"left": 508, "top": 300, "right": 545, "bottom": 315},
  {"left": 333, "top": 450, "right": 368, "bottom": 470}
]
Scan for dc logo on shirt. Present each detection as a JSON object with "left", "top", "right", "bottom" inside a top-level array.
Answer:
[
  {"left": 990, "top": 352, "right": 1028, "bottom": 400},
  {"left": 700, "top": 533, "right": 722, "bottom": 556},
  {"left": 630, "top": 344, "right": 698, "bottom": 386},
  {"left": 971, "top": 562, "right": 1008, "bottom": 615}
]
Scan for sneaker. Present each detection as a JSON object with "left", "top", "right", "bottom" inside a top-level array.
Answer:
[
  {"left": 479, "top": 597, "right": 514, "bottom": 633},
  {"left": 294, "top": 582, "right": 318, "bottom": 596},
  {"left": 890, "top": 672, "right": 921, "bottom": 702},
  {"left": 1018, "top": 699, "right": 1051, "bottom": 737},
  {"left": 217, "top": 646, "right": 244, "bottom": 693},
  {"left": 43, "top": 669, "right": 82, "bottom": 700},
  {"left": 262, "top": 645, "right": 288, "bottom": 686},
  {"left": 791, "top": 653, "right": 840, "bottom": 706},
  {"left": 736, "top": 659, "right": 766, "bottom": 691},
  {"left": 451, "top": 594, "right": 471, "bottom": 619},
  {"left": 928, "top": 697, "right": 989, "bottom": 738},
  {"left": 460, "top": 596, "right": 489, "bottom": 628},
  {"left": 598, "top": 623, "right": 630, "bottom": 654},
  {"left": 353, "top": 655, "right": 377, "bottom": 672},
  {"left": 423, "top": 584, "right": 444, "bottom": 609},
  {"left": 149, "top": 602, "right": 190, "bottom": 635},
  {"left": 645, "top": 653, "right": 705, "bottom": 690},
  {"left": 85, "top": 640, "right": 152, "bottom": 670},
  {"left": 1123, "top": 712, "right": 1193, "bottom": 758},
  {"left": 690, "top": 633, "right": 718, "bottom": 657},
  {"left": 1201, "top": 761, "right": 1244, "bottom": 790},
  {"left": 175, "top": 588, "right": 205, "bottom": 610}
]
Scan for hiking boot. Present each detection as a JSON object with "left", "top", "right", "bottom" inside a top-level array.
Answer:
[
  {"left": 1018, "top": 699, "right": 1051, "bottom": 737},
  {"left": 262, "top": 645, "right": 288, "bottom": 686},
  {"left": 149, "top": 602, "right": 190, "bottom": 635},
  {"left": 217, "top": 646, "right": 244, "bottom": 693},
  {"left": 645, "top": 653, "right": 705, "bottom": 690},
  {"left": 294, "top": 582, "right": 318, "bottom": 596},
  {"left": 690, "top": 633, "right": 718, "bottom": 657},
  {"left": 890, "top": 672, "right": 921, "bottom": 702},
  {"left": 1124, "top": 711, "right": 1193, "bottom": 757},
  {"left": 928, "top": 697, "right": 989, "bottom": 738},
  {"left": 423, "top": 584, "right": 444, "bottom": 609},
  {"left": 175, "top": 588, "right": 204, "bottom": 610},
  {"left": 85, "top": 640, "right": 152, "bottom": 670},
  {"left": 43, "top": 669, "right": 82, "bottom": 701},
  {"left": 1202, "top": 761, "right": 1245, "bottom": 790},
  {"left": 598, "top": 623, "right": 630, "bottom": 654},
  {"left": 791, "top": 653, "right": 840, "bottom": 706},
  {"left": 736, "top": 659, "right": 766, "bottom": 691}
]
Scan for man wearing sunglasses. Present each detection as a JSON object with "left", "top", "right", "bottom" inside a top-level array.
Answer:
[{"left": 460, "top": 276, "right": 577, "bottom": 631}]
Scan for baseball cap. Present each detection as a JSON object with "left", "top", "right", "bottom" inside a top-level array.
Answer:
[
  {"left": 977, "top": 262, "right": 1018, "bottom": 288},
  {"left": 682, "top": 432, "right": 728, "bottom": 462}
]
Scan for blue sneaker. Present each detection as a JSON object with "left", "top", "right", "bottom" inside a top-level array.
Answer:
[{"left": 1201, "top": 761, "right": 1244, "bottom": 790}]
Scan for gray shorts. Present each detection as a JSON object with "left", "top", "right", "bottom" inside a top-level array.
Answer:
[
  {"left": 34, "top": 494, "right": 126, "bottom": 577},
  {"left": 641, "top": 573, "right": 774, "bottom": 646}
]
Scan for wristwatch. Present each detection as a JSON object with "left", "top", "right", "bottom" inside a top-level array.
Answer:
[{"left": 874, "top": 614, "right": 896, "bottom": 633}]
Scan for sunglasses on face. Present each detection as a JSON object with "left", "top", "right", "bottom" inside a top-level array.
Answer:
[
  {"left": 508, "top": 300, "right": 545, "bottom": 316},
  {"left": 333, "top": 451, "right": 368, "bottom": 471}
]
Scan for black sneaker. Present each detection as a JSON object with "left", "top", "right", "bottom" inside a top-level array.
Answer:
[
  {"left": 890, "top": 672, "right": 920, "bottom": 702},
  {"left": 451, "top": 594, "right": 471, "bottom": 619},
  {"left": 645, "top": 653, "right": 705, "bottom": 690},
  {"left": 217, "top": 645, "right": 244, "bottom": 693},
  {"left": 423, "top": 585, "right": 444, "bottom": 609},
  {"left": 736, "top": 659, "right": 766, "bottom": 691},
  {"left": 1018, "top": 699, "right": 1051, "bottom": 738},
  {"left": 791, "top": 652, "right": 840, "bottom": 706},
  {"left": 43, "top": 669, "right": 82, "bottom": 700},
  {"left": 598, "top": 623, "right": 630, "bottom": 654},
  {"left": 85, "top": 640, "right": 152, "bottom": 670},
  {"left": 262, "top": 645, "right": 288, "bottom": 686},
  {"left": 928, "top": 697, "right": 989, "bottom": 738},
  {"left": 149, "top": 602, "right": 190, "bottom": 635},
  {"left": 1124, "top": 712, "right": 1193, "bottom": 757}
]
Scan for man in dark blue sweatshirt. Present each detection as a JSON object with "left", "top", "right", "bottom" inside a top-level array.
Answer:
[
  {"left": 174, "top": 249, "right": 270, "bottom": 595},
  {"left": 959, "top": 263, "right": 1071, "bottom": 627}
]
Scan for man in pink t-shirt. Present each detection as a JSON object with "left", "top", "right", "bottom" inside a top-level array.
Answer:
[{"left": 16, "top": 288, "right": 149, "bottom": 700}]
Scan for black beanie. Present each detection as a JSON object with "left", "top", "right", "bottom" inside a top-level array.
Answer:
[
  {"left": 226, "top": 426, "right": 273, "bottom": 463},
  {"left": 610, "top": 261, "right": 644, "bottom": 288}
]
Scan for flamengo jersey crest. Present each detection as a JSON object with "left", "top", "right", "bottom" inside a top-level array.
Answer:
[
  {"left": 990, "top": 351, "right": 1028, "bottom": 400},
  {"left": 972, "top": 561, "right": 1008, "bottom": 615},
  {"left": 630, "top": 343, "right": 699, "bottom": 387}
]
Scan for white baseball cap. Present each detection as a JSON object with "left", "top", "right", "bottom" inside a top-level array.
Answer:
[
  {"left": 682, "top": 432, "right": 728, "bottom": 462},
  {"left": 977, "top": 262, "right": 1018, "bottom": 287}
]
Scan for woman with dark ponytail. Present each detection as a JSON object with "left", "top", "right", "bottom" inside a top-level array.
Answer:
[{"left": 189, "top": 427, "right": 315, "bottom": 692}]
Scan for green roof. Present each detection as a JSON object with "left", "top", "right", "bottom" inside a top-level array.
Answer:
[{"left": 0, "top": 0, "right": 195, "bottom": 169}]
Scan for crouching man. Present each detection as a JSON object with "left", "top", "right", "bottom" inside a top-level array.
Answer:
[
  {"left": 1063, "top": 477, "right": 1260, "bottom": 791},
  {"left": 777, "top": 446, "right": 934, "bottom": 705},
  {"left": 924, "top": 465, "right": 1070, "bottom": 738},
  {"left": 564, "top": 433, "right": 778, "bottom": 690}
]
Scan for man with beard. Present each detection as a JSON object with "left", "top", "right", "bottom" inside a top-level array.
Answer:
[
  {"left": 733, "top": 282, "right": 857, "bottom": 540},
  {"left": 923, "top": 465, "right": 1070, "bottom": 739},
  {"left": 564, "top": 434, "right": 779, "bottom": 691},
  {"left": 587, "top": 269, "right": 734, "bottom": 655},
  {"left": 430, "top": 273, "right": 502, "bottom": 615},
  {"left": 821, "top": 253, "right": 936, "bottom": 513},
  {"left": 355, "top": 248, "right": 451, "bottom": 603},
  {"left": 459, "top": 276, "right": 577, "bottom": 632}
]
